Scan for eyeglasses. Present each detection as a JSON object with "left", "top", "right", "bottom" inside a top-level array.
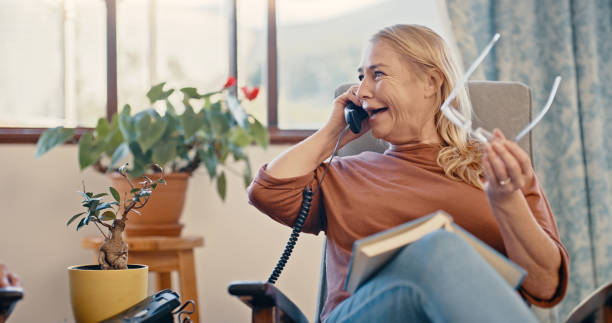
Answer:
[{"left": 440, "top": 33, "right": 562, "bottom": 143}]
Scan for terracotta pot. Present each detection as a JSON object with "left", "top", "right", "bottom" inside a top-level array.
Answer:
[
  {"left": 110, "top": 172, "right": 190, "bottom": 237},
  {"left": 68, "top": 264, "right": 148, "bottom": 323}
]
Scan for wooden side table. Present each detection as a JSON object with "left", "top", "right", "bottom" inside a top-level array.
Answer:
[{"left": 82, "top": 235, "right": 204, "bottom": 323}]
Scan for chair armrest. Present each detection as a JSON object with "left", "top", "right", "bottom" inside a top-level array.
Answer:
[
  {"left": 565, "top": 282, "right": 612, "bottom": 323},
  {"left": 228, "top": 281, "right": 309, "bottom": 323},
  {"left": 0, "top": 287, "right": 23, "bottom": 322}
]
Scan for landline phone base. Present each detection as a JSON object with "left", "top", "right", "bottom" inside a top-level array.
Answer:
[{"left": 101, "top": 289, "right": 194, "bottom": 323}]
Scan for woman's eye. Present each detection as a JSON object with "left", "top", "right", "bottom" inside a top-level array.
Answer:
[
  {"left": 358, "top": 74, "right": 364, "bottom": 81},
  {"left": 374, "top": 71, "right": 385, "bottom": 79}
]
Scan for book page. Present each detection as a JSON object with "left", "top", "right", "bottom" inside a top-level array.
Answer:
[{"left": 345, "top": 213, "right": 451, "bottom": 293}]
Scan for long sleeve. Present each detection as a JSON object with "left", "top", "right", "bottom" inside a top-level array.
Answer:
[
  {"left": 518, "top": 176, "right": 570, "bottom": 307},
  {"left": 247, "top": 163, "right": 327, "bottom": 235}
]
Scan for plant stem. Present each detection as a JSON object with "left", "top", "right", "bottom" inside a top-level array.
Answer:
[{"left": 93, "top": 221, "right": 110, "bottom": 240}]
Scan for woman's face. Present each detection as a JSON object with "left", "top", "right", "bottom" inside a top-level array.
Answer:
[{"left": 356, "top": 40, "right": 440, "bottom": 144}]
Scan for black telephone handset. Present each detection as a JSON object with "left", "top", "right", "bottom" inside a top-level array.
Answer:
[{"left": 344, "top": 102, "right": 369, "bottom": 134}]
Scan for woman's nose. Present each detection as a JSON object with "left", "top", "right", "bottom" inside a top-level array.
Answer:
[{"left": 356, "top": 79, "right": 373, "bottom": 102}]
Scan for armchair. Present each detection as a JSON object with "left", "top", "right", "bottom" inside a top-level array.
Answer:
[{"left": 228, "top": 80, "right": 534, "bottom": 323}]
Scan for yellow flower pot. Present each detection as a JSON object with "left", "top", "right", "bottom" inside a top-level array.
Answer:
[{"left": 68, "top": 264, "right": 148, "bottom": 323}]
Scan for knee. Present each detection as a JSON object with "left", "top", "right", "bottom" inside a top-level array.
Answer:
[
  {"left": 415, "top": 230, "right": 467, "bottom": 253},
  {"left": 387, "top": 230, "right": 475, "bottom": 275}
]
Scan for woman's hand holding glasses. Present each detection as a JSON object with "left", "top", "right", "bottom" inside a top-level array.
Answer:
[{"left": 481, "top": 129, "right": 534, "bottom": 199}]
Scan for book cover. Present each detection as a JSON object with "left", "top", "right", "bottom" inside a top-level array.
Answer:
[{"left": 344, "top": 210, "right": 526, "bottom": 294}]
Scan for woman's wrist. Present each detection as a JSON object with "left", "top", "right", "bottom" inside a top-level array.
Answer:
[{"left": 486, "top": 189, "right": 527, "bottom": 220}]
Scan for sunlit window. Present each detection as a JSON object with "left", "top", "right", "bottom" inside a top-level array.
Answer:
[
  {"left": 237, "top": 0, "right": 267, "bottom": 124},
  {"left": 275, "top": 0, "right": 456, "bottom": 129},
  {"left": 0, "top": 0, "right": 227, "bottom": 129},
  {"left": 118, "top": 0, "right": 228, "bottom": 114},
  {"left": 1, "top": 1, "right": 71, "bottom": 127},
  {"left": 0, "top": 0, "right": 456, "bottom": 142}
]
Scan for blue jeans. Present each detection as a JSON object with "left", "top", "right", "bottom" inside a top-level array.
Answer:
[{"left": 326, "top": 230, "right": 538, "bottom": 323}]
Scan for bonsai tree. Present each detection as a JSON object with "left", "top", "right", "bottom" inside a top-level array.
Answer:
[
  {"left": 36, "top": 77, "right": 268, "bottom": 200},
  {"left": 69, "top": 164, "right": 165, "bottom": 270}
]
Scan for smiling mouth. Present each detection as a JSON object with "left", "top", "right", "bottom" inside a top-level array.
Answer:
[{"left": 370, "top": 107, "right": 388, "bottom": 117}]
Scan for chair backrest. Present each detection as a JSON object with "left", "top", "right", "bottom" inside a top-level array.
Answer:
[{"left": 314, "top": 81, "right": 534, "bottom": 322}]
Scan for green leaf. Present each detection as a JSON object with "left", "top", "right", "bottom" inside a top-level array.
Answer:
[
  {"left": 230, "top": 127, "right": 251, "bottom": 147},
  {"left": 134, "top": 110, "right": 167, "bottom": 152},
  {"left": 92, "top": 193, "right": 108, "bottom": 198},
  {"left": 109, "top": 142, "right": 130, "bottom": 170},
  {"left": 180, "top": 105, "right": 201, "bottom": 139},
  {"left": 199, "top": 148, "right": 218, "bottom": 179},
  {"left": 216, "top": 171, "right": 227, "bottom": 201},
  {"left": 130, "top": 188, "right": 141, "bottom": 194},
  {"left": 35, "top": 127, "right": 75, "bottom": 157},
  {"left": 210, "top": 102, "right": 230, "bottom": 135},
  {"left": 95, "top": 202, "right": 118, "bottom": 211},
  {"left": 180, "top": 87, "right": 201, "bottom": 106},
  {"left": 79, "top": 191, "right": 91, "bottom": 201},
  {"left": 100, "top": 211, "right": 116, "bottom": 221},
  {"left": 127, "top": 141, "right": 152, "bottom": 178},
  {"left": 250, "top": 118, "right": 269, "bottom": 149},
  {"left": 109, "top": 187, "right": 120, "bottom": 203},
  {"left": 95, "top": 118, "right": 111, "bottom": 138},
  {"left": 158, "top": 179, "right": 167, "bottom": 184},
  {"left": 152, "top": 140, "right": 177, "bottom": 166},
  {"left": 67, "top": 212, "right": 85, "bottom": 226},
  {"left": 243, "top": 160, "right": 253, "bottom": 189},
  {"left": 103, "top": 115, "right": 125, "bottom": 156},
  {"left": 78, "top": 132, "right": 105, "bottom": 170},
  {"left": 217, "top": 139, "right": 230, "bottom": 163},
  {"left": 200, "top": 90, "right": 220, "bottom": 99},
  {"left": 118, "top": 105, "right": 137, "bottom": 142},
  {"left": 161, "top": 109, "right": 180, "bottom": 138},
  {"left": 147, "top": 82, "right": 174, "bottom": 103},
  {"left": 76, "top": 217, "right": 87, "bottom": 231}
]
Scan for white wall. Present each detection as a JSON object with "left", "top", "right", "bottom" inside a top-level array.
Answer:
[{"left": 0, "top": 144, "right": 324, "bottom": 323}]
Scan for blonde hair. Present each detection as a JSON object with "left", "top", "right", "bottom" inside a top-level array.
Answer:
[{"left": 372, "top": 24, "right": 484, "bottom": 189}]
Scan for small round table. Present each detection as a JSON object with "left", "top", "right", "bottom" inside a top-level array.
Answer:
[{"left": 82, "top": 235, "right": 204, "bottom": 323}]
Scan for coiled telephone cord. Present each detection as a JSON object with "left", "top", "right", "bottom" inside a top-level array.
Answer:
[{"left": 267, "top": 125, "right": 350, "bottom": 284}]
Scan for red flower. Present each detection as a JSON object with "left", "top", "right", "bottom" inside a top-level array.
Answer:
[
  {"left": 223, "top": 76, "right": 237, "bottom": 89},
  {"left": 241, "top": 86, "right": 259, "bottom": 101}
]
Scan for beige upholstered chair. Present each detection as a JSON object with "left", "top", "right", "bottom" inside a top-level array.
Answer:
[{"left": 229, "top": 80, "right": 534, "bottom": 323}]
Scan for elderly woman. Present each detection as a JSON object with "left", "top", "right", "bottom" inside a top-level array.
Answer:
[{"left": 248, "top": 24, "right": 568, "bottom": 322}]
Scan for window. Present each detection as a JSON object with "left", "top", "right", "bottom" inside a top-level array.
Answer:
[
  {"left": 0, "top": 0, "right": 456, "bottom": 144},
  {"left": 117, "top": 0, "right": 229, "bottom": 114},
  {"left": 238, "top": 0, "right": 457, "bottom": 143},
  {"left": 0, "top": 0, "right": 228, "bottom": 142}
]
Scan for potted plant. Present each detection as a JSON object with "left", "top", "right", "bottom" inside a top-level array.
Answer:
[
  {"left": 36, "top": 78, "right": 268, "bottom": 236},
  {"left": 68, "top": 165, "right": 164, "bottom": 323}
]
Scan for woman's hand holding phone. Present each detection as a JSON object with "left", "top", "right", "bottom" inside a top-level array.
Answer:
[{"left": 326, "top": 85, "right": 370, "bottom": 143}]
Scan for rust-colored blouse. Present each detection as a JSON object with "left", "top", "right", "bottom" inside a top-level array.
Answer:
[{"left": 248, "top": 143, "right": 569, "bottom": 322}]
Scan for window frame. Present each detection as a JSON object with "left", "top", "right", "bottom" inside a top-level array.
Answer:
[
  {"left": 0, "top": 0, "right": 118, "bottom": 144},
  {"left": 0, "top": 0, "right": 313, "bottom": 144},
  {"left": 264, "top": 0, "right": 315, "bottom": 144}
]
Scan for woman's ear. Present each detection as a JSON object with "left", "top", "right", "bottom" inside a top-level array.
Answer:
[{"left": 423, "top": 69, "right": 443, "bottom": 98}]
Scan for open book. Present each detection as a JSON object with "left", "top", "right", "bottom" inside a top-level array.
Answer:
[{"left": 344, "top": 210, "right": 526, "bottom": 294}]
